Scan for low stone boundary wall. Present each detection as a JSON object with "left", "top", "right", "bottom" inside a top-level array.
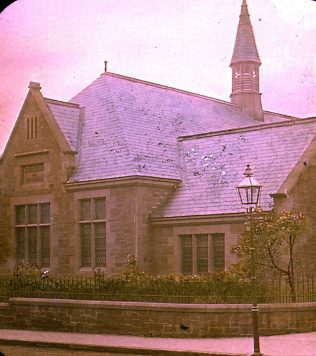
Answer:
[{"left": 1, "top": 298, "right": 316, "bottom": 337}]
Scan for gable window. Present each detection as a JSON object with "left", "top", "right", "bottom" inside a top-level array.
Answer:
[
  {"left": 79, "top": 198, "right": 106, "bottom": 268},
  {"left": 15, "top": 203, "right": 50, "bottom": 267},
  {"left": 180, "top": 233, "right": 225, "bottom": 274},
  {"left": 27, "top": 116, "right": 38, "bottom": 140}
]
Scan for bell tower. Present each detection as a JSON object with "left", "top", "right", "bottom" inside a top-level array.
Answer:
[{"left": 230, "top": 0, "right": 263, "bottom": 121}]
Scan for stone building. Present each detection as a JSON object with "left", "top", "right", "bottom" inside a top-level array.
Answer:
[{"left": 0, "top": 0, "right": 315, "bottom": 275}]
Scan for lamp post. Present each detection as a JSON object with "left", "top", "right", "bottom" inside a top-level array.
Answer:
[{"left": 236, "top": 165, "right": 262, "bottom": 356}]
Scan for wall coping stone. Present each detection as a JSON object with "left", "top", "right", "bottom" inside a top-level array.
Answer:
[
  {"left": 260, "top": 302, "right": 316, "bottom": 312},
  {"left": 9, "top": 298, "right": 316, "bottom": 313},
  {"left": 9, "top": 298, "right": 250, "bottom": 313}
]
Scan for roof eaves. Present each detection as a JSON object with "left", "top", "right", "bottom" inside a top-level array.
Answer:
[
  {"left": 150, "top": 210, "right": 274, "bottom": 225},
  {"left": 65, "top": 175, "right": 181, "bottom": 191}
]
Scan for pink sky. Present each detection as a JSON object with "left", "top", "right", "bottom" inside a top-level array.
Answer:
[{"left": 0, "top": 0, "right": 315, "bottom": 153}]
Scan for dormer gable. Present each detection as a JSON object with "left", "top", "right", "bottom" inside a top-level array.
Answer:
[
  {"left": 0, "top": 82, "right": 80, "bottom": 195},
  {"left": 1, "top": 82, "right": 76, "bottom": 162}
]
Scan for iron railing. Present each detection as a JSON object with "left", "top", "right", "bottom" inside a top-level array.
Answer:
[{"left": 1, "top": 275, "right": 314, "bottom": 304}]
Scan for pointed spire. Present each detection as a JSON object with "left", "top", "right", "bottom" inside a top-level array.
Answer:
[
  {"left": 230, "top": 0, "right": 261, "bottom": 66},
  {"left": 230, "top": 0, "right": 263, "bottom": 121}
]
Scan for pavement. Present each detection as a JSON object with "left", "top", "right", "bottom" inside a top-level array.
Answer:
[{"left": 0, "top": 329, "right": 316, "bottom": 356}]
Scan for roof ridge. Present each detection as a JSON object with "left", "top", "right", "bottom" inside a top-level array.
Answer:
[
  {"left": 68, "top": 76, "right": 139, "bottom": 181},
  {"left": 45, "top": 98, "right": 80, "bottom": 108},
  {"left": 105, "top": 77, "right": 137, "bottom": 173},
  {"left": 74, "top": 107, "right": 85, "bottom": 157},
  {"left": 101, "top": 72, "right": 238, "bottom": 108},
  {"left": 178, "top": 116, "right": 316, "bottom": 141},
  {"left": 263, "top": 110, "right": 300, "bottom": 120}
]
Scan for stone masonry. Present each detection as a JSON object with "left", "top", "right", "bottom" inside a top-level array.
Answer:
[{"left": 0, "top": 298, "right": 315, "bottom": 338}]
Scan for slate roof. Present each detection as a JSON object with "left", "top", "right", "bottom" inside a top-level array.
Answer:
[
  {"left": 39, "top": 70, "right": 315, "bottom": 218},
  {"left": 67, "top": 72, "right": 290, "bottom": 182},
  {"left": 46, "top": 99, "right": 81, "bottom": 151},
  {"left": 153, "top": 119, "right": 316, "bottom": 217},
  {"left": 230, "top": 0, "right": 261, "bottom": 65}
]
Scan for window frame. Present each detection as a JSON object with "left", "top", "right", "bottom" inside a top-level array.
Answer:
[
  {"left": 78, "top": 197, "right": 106, "bottom": 270},
  {"left": 179, "top": 233, "right": 225, "bottom": 275},
  {"left": 14, "top": 202, "right": 51, "bottom": 267}
]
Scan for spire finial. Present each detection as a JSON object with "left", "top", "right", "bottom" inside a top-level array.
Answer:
[
  {"left": 28, "top": 81, "right": 41, "bottom": 90},
  {"left": 241, "top": 0, "right": 250, "bottom": 17},
  {"left": 244, "top": 164, "right": 253, "bottom": 177}
]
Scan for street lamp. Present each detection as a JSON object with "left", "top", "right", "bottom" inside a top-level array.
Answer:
[{"left": 236, "top": 164, "right": 262, "bottom": 356}]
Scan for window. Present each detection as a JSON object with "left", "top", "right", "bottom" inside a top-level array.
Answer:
[
  {"left": 79, "top": 198, "right": 106, "bottom": 268},
  {"left": 213, "top": 234, "right": 225, "bottom": 272},
  {"left": 197, "top": 234, "right": 208, "bottom": 273},
  {"left": 21, "top": 163, "right": 44, "bottom": 184},
  {"left": 180, "top": 234, "right": 225, "bottom": 274},
  {"left": 27, "top": 116, "right": 38, "bottom": 140},
  {"left": 15, "top": 203, "right": 50, "bottom": 267},
  {"left": 181, "top": 235, "right": 193, "bottom": 275}
]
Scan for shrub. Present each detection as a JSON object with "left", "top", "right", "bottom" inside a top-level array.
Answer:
[{"left": 7, "top": 257, "right": 291, "bottom": 303}]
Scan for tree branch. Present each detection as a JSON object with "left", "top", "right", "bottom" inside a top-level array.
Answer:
[{"left": 267, "top": 244, "right": 288, "bottom": 275}]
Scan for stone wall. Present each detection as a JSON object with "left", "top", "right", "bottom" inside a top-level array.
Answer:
[
  {"left": 104, "top": 183, "right": 175, "bottom": 274},
  {"left": 151, "top": 217, "right": 244, "bottom": 274},
  {"left": 275, "top": 155, "right": 316, "bottom": 275},
  {"left": 289, "top": 160, "right": 316, "bottom": 275},
  {"left": 0, "top": 93, "right": 76, "bottom": 274},
  {"left": 1, "top": 298, "right": 315, "bottom": 337},
  {"left": 0, "top": 84, "right": 176, "bottom": 275}
]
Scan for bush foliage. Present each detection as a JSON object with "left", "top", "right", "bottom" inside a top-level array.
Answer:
[
  {"left": 7, "top": 257, "right": 272, "bottom": 304},
  {"left": 232, "top": 209, "right": 307, "bottom": 302},
  {"left": 7, "top": 251, "right": 314, "bottom": 304}
]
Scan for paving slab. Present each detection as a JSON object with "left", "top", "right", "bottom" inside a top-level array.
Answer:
[{"left": 0, "top": 329, "right": 315, "bottom": 356}]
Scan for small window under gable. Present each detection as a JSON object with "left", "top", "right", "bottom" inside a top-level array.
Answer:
[
  {"left": 27, "top": 116, "right": 38, "bottom": 140},
  {"left": 21, "top": 163, "right": 44, "bottom": 184}
]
